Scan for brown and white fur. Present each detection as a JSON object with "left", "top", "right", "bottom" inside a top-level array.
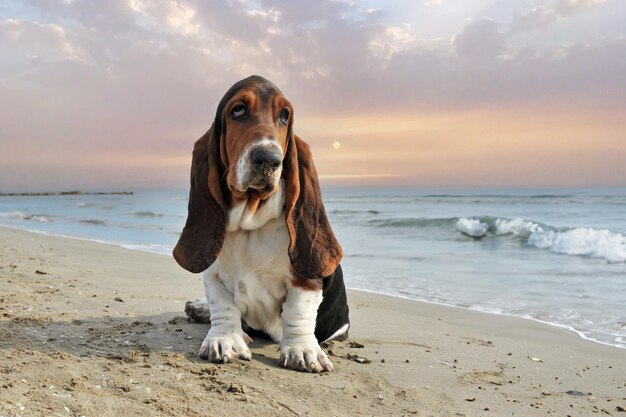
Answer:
[{"left": 173, "top": 76, "right": 350, "bottom": 373}]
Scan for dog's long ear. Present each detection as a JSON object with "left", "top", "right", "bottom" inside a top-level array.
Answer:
[
  {"left": 173, "top": 125, "right": 226, "bottom": 273},
  {"left": 284, "top": 134, "right": 343, "bottom": 279}
]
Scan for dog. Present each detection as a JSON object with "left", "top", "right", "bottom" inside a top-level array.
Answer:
[{"left": 173, "top": 75, "right": 349, "bottom": 372}]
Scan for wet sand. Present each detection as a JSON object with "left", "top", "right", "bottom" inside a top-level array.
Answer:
[{"left": 1, "top": 226, "right": 624, "bottom": 416}]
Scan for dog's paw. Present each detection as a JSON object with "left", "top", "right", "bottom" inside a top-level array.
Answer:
[
  {"left": 185, "top": 298, "right": 211, "bottom": 323},
  {"left": 279, "top": 343, "right": 333, "bottom": 373},
  {"left": 199, "top": 332, "right": 252, "bottom": 363}
]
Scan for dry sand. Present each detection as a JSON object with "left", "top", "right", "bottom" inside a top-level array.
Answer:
[{"left": 0, "top": 226, "right": 624, "bottom": 416}]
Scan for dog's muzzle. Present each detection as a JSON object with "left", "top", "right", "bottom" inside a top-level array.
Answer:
[
  {"left": 248, "top": 146, "right": 282, "bottom": 189},
  {"left": 251, "top": 146, "right": 281, "bottom": 173}
]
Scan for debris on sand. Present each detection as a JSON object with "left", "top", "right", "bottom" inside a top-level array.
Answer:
[
  {"left": 168, "top": 316, "right": 188, "bottom": 325},
  {"left": 114, "top": 297, "right": 124, "bottom": 303},
  {"left": 347, "top": 341, "right": 365, "bottom": 349},
  {"left": 227, "top": 383, "right": 244, "bottom": 394},
  {"left": 565, "top": 390, "right": 586, "bottom": 397},
  {"left": 344, "top": 353, "right": 371, "bottom": 364},
  {"left": 35, "top": 270, "right": 47, "bottom": 275}
]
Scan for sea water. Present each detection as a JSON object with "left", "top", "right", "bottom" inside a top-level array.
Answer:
[{"left": 1, "top": 187, "right": 625, "bottom": 349}]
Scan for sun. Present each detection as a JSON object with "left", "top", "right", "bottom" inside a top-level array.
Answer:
[{"left": 332, "top": 141, "right": 341, "bottom": 150}]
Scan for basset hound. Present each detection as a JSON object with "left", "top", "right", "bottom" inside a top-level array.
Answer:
[{"left": 173, "top": 75, "right": 350, "bottom": 372}]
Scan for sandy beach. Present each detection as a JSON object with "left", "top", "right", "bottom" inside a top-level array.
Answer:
[{"left": 0, "top": 226, "right": 624, "bottom": 416}]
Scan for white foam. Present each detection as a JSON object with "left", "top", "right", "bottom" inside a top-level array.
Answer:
[
  {"left": 120, "top": 242, "right": 172, "bottom": 254},
  {"left": 528, "top": 228, "right": 626, "bottom": 263},
  {"left": 495, "top": 217, "right": 542, "bottom": 236},
  {"left": 0, "top": 211, "right": 51, "bottom": 222},
  {"left": 456, "top": 218, "right": 488, "bottom": 237},
  {"left": 0, "top": 224, "right": 173, "bottom": 256},
  {"left": 459, "top": 216, "right": 626, "bottom": 263},
  {"left": 347, "top": 287, "right": 626, "bottom": 350},
  {"left": 0, "top": 211, "right": 28, "bottom": 220},
  {"left": 31, "top": 215, "right": 50, "bottom": 222}
]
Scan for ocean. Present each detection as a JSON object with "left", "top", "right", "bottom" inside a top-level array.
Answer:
[{"left": 1, "top": 187, "right": 625, "bottom": 349}]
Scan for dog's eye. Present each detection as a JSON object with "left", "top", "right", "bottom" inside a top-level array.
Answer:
[
  {"left": 231, "top": 104, "right": 246, "bottom": 119},
  {"left": 278, "top": 108, "right": 289, "bottom": 125}
]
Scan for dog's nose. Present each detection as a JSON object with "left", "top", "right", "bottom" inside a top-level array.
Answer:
[{"left": 250, "top": 147, "right": 282, "bottom": 171}]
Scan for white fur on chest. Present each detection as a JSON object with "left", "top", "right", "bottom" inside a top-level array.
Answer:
[{"left": 205, "top": 186, "right": 292, "bottom": 341}]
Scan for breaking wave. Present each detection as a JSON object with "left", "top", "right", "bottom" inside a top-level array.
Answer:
[
  {"left": 369, "top": 215, "right": 625, "bottom": 263},
  {"left": 527, "top": 228, "right": 626, "bottom": 263},
  {"left": 456, "top": 217, "right": 626, "bottom": 263},
  {"left": 0, "top": 211, "right": 51, "bottom": 222},
  {"left": 456, "top": 218, "right": 488, "bottom": 237}
]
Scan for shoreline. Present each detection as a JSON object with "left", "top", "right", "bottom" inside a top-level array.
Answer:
[
  {"left": 1, "top": 226, "right": 624, "bottom": 416},
  {"left": 0, "top": 223, "right": 623, "bottom": 351},
  {"left": 347, "top": 287, "right": 626, "bottom": 351}
]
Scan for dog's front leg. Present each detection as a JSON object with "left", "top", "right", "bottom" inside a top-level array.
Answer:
[
  {"left": 279, "top": 286, "right": 333, "bottom": 373},
  {"left": 199, "top": 271, "right": 251, "bottom": 363}
]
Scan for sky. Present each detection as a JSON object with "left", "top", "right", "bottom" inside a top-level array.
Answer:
[{"left": 0, "top": 0, "right": 624, "bottom": 191}]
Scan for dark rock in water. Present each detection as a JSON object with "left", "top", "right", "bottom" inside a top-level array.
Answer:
[
  {"left": 133, "top": 211, "right": 164, "bottom": 217},
  {"left": 565, "top": 390, "right": 586, "bottom": 396},
  {"left": 79, "top": 219, "right": 107, "bottom": 226}
]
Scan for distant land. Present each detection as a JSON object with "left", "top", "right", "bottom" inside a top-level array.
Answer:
[{"left": 0, "top": 191, "right": 133, "bottom": 197}]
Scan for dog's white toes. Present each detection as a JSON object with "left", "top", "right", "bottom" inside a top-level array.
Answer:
[
  {"left": 289, "top": 349, "right": 306, "bottom": 371},
  {"left": 198, "top": 342, "right": 210, "bottom": 359},
  {"left": 318, "top": 351, "right": 334, "bottom": 372},
  {"left": 199, "top": 333, "right": 251, "bottom": 364},
  {"left": 304, "top": 349, "right": 322, "bottom": 373},
  {"left": 279, "top": 345, "right": 333, "bottom": 373},
  {"left": 237, "top": 350, "right": 252, "bottom": 361}
]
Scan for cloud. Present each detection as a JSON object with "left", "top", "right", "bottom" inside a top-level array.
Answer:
[
  {"left": 1, "top": 1, "right": 623, "bottom": 117},
  {"left": 556, "top": 0, "right": 608, "bottom": 16},
  {"left": 423, "top": 0, "right": 445, "bottom": 6},
  {"left": 453, "top": 19, "right": 505, "bottom": 61},
  {"left": 511, "top": 0, "right": 608, "bottom": 33},
  {"left": 0, "top": 19, "right": 88, "bottom": 65},
  {"left": 510, "top": 6, "right": 559, "bottom": 33},
  {"left": 369, "top": 24, "right": 419, "bottom": 60},
  {"left": 0, "top": 0, "right": 624, "bottom": 189}
]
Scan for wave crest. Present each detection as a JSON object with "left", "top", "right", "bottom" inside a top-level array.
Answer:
[
  {"left": 456, "top": 218, "right": 488, "bottom": 237},
  {"left": 529, "top": 228, "right": 626, "bottom": 263},
  {"left": 457, "top": 216, "right": 626, "bottom": 263},
  {"left": 494, "top": 218, "right": 543, "bottom": 237},
  {"left": 0, "top": 211, "right": 51, "bottom": 222}
]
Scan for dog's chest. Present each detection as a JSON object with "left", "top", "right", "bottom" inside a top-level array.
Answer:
[{"left": 212, "top": 194, "right": 292, "bottom": 339}]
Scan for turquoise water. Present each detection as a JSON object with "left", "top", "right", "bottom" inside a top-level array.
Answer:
[{"left": 1, "top": 187, "right": 625, "bottom": 348}]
